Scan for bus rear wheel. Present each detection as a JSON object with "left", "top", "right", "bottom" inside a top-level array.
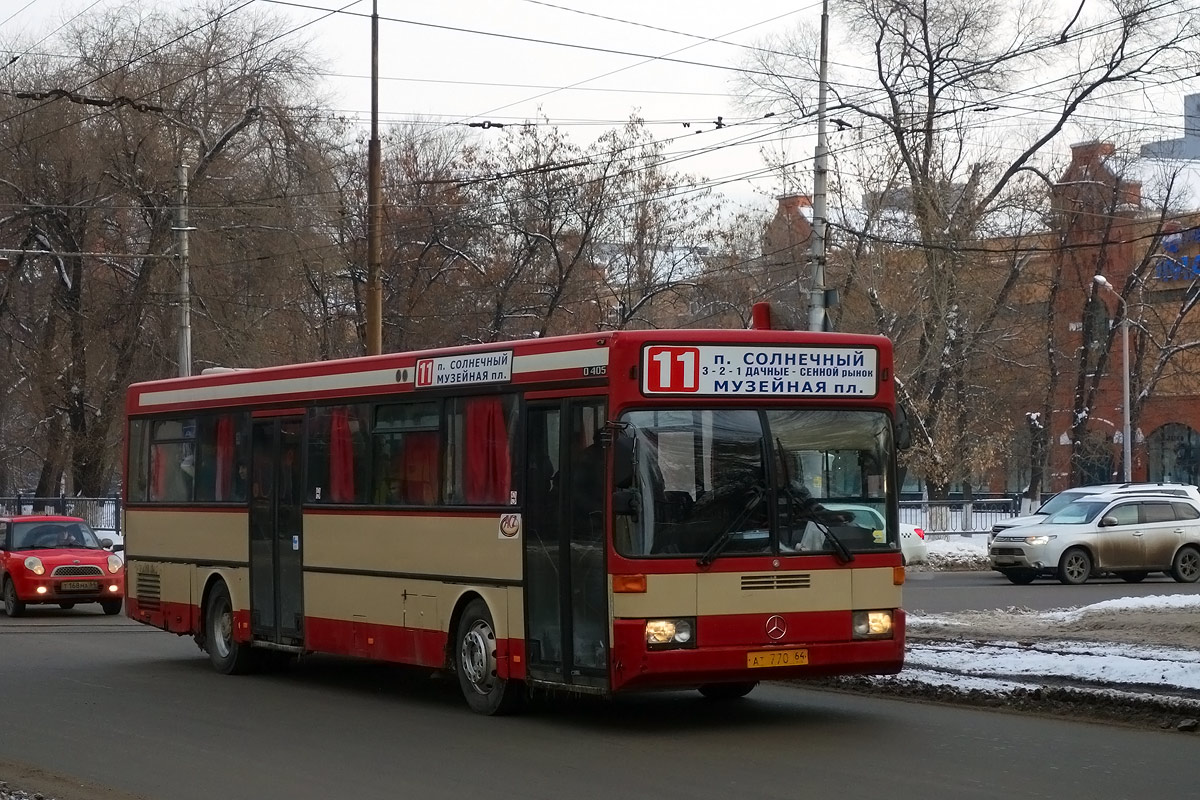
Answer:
[
  {"left": 205, "top": 582, "right": 256, "bottom": 675},
  {"left": 699, "top": 681, "right": 758, "bottom": 700},
  {"left": 454, "top": 599, "right": 523, "bottom": 715}
]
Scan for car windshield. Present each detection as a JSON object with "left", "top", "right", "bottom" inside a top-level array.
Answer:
[
  {"left": 1036, "top": 489, "right": 1096, "bottom": 515},
  {"left": 1045, "top": 500, "right": 1108, "bottom": 525},
  {"left": 612, "top": 408, "right": 897, "bottom": 559},
  {"left": 10, "top": 521, "right": 103, "bottom": 550}
]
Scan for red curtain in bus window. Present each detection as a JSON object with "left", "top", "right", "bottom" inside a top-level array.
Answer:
[
  {"left": 150, "top": 445, "right": 166, "bottom": 501},
  {"left": 465, "top": 397, "right": 511, "bottom": 504},
  {"left": 329, "top": 408, "right": 356, "bottom": 503},
  {"left": 403, "top": 432, "right": 439, "bottom": 504},
  {"left": 214, "top": 416, "right": 234, "bottom": 501}
]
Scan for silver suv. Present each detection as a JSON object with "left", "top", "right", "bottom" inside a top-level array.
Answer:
[
  {"left": 990, "top": 483, "right": 1200, "bottom": 544},
  {"left": 988, "top": 491, "right": 1200, "bottom": 585}
]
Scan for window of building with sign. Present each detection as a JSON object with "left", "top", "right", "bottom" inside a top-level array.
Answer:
[{"left": 1147, "top": 423, "right": 1200, "bottom": 485}]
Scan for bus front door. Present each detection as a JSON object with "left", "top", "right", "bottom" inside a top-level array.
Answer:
[
  {"left": 524, "top": 399, "right": 609, "bottom": 689},
  {"left": 249, "top": 417, "right": 305, "bottom": 647}
]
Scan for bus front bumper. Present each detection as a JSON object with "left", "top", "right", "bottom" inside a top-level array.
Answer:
[{"left": 610, "top": 611, "right": 906, "bottom": 693}]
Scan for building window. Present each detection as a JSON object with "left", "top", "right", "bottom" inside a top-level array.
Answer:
[{"left": 1146, "top": 423, "right": 1200, "bottom": 485}]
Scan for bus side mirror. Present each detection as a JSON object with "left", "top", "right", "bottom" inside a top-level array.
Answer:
[
  {"left": 896, "top": 404, "right": 912, "bottom": 451},
  {"left": 613, "top": 489, "right": 640, "bottom": 521}
]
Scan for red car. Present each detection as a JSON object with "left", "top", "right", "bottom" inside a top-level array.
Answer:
[{"left": 0, "top": 515, "right": 125, "bottom": 617}]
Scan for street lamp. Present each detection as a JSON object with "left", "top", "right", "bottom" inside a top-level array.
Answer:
[{"left": 1093, "top": 275, "right": 1131, "bottom": 482}]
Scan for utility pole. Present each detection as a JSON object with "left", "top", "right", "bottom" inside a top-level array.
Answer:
[
  {"left": 365, "top": 0, "right": 383, "bottom": 355},
  {"left": 174, "top": 164, "right": 195, "bottom": 377},
  {"left": 808, "top": 0, "right": 830, "bottom": 333}
]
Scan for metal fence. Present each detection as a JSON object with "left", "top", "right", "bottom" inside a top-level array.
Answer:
[
  {"left": 0, "top": 495, "right": 121, "bottom": 537},
  {"left": 899, "top": 497, "right": 1020, "bottom": 538},
  {"left": 0, "top": 494, "right": 1014, "bottom": 541}
]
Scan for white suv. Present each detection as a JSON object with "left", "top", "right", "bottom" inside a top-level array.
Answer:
[
  {"left": 989, "top": 483, "right": 1200, "bottom": 544},
  {"left": 988, "top": 491, "right": 1200, "bottom": 585}
]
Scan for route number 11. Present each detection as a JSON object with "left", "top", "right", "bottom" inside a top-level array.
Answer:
[{"left": 646, "top": 346, "right": 701, "bottom": 393}]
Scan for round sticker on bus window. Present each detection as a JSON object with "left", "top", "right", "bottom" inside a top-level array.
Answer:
[{"left": 498, "top": 513, "right": 522, "bottom": 539}]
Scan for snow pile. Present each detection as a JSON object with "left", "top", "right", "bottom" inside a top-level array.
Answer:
[
  {"left": 920, "top": 536, "right": 989, "bottom": 570},
  {"left": 833, "top": 595, "right": 1200, "bottom": 730},
  {"left": 0, "top": 782, "right": 53, "bottom": 800}
]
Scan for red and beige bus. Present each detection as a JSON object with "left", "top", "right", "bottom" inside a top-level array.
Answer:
[{"left": 123, "top": 320, "right": 907, "bottom": 714}]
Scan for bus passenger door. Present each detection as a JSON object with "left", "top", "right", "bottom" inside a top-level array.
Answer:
[
  {"left": 524, "top": 399, "right": 609, "bottom": 689},
  {"left": 249, "top": 417, "right": 305, "bottom": 646}
]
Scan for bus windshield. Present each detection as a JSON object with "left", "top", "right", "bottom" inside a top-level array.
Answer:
[{"left": 613, "top": 408, "right": 896, "bottom": 559}]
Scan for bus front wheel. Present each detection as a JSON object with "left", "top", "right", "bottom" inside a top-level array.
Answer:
[
  {"left": 205, "top": 582, "right": 256, "bottom": 675},
  {"left": 454, "top": 599, "right": 523, "bottom": 715}
]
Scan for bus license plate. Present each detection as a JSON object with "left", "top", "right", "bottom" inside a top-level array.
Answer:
[
  {"left": 60, "top": 581, "right": 99, "bottom": 591},
  {"left": 747, "top": 649, "right": 808, "bottom": 669}
]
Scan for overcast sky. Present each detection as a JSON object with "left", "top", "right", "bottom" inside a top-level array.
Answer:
[{"left": 4, "top": 0, "right": 1199, "bottom": 210}]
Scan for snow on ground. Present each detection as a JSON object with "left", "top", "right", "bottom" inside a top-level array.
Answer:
[
  {"left": 918, "top": 535, "right": 990, "bottom": 570},
  {"left": 879, "top": 594, "right": 1200, "bottom": 721}
]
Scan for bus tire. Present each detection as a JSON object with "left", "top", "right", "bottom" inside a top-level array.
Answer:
[
  {"left": 698, "top": 681, "right": 758, "bottom": 700},
  {"left": 454, "top": 599, "right": 523, "bottom": 715},
  {"left": 205, "top": 581, "right": 256, "bottom": 675}
]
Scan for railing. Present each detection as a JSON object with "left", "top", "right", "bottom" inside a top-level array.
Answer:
[
  {"left": 899, "top": 497, "right": 1020, "bottom": 538},
  {"left": 0, "top": 495, "right": 121, "bottom": 538}
]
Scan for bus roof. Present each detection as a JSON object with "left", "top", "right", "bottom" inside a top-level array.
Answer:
[{"left": 126, "top": 328, "right": 892, "bottom": 415}]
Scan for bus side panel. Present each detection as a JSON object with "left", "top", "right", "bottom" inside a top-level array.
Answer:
[{"left": 303, "top": 514, "right": 523, "bottom": 676}]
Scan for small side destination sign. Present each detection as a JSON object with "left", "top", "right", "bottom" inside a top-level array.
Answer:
[
  {"left": 642, "top": 345, "right": 878, "bottom": 397},
  {"left": 415, "top": 350, "right": 513, "bottom": 388}
]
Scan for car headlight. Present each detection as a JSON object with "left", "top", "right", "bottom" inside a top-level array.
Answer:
[
  {"left": 852, "top": 610, "right": 893, "bottom": 639},
  {"left": 1023, "top": 535, "right": 1056, "bottom": 546},
  {"left": 645, "top": 618, "right": 696, "bottom": 649},
  {"left": 107, "top": 555, "right": 123, "bottom": 574},
  {"left": 24, "top": 556, "right": 45, "bottom": 576}
]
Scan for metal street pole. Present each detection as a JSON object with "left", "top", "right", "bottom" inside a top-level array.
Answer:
[
  {"left": 365, "top": 0, "right": 383, "bottom": 355},
  {"left": 1094, "top": 275, "right": 1131, "bottom": 481},
  {"left": 808, "top": 0, "right": 829, "bottom": 333},
  {"left": 1121, "top": 314, "right": 1131, "bottom": 481},
  {"left": 174, "top": 164, "right": 194, "bottom": 377}
]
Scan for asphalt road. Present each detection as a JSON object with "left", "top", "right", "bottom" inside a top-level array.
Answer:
[
  {"left": 903, "top": 568, "right": 1200, "bottom": 613},
  {"left": 1, "top": 609, "right": 1196, "bottom": 800}
]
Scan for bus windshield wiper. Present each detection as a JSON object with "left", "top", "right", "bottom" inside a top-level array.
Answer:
[
  {"left": 773, "top": 439, "right": 853, "bottom": 564},
  {"left": 697, "top": 486, "right": 764, "bottom": 567}
]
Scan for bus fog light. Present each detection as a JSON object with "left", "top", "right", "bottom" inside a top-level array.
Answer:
[
  {"left": 645, "top": 618, "right": 697, "bottom": 649},
  {"left": 852, "top": 610, "right": 893, "bottom": 639}
]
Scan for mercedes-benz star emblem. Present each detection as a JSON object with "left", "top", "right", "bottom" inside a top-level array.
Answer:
[{"left": 765, "top": 614, "right": 787, "bottom": 640}]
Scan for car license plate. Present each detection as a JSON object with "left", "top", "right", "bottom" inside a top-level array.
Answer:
[
  {"left": 60, "top": 581, "right": 99, "bottom": 591},
  {"left": 747, "top": 648, "right": 808, "bottom": 669}
]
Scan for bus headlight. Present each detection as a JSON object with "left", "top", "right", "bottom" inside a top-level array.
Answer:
[
  {"left": 645, "top": 618, "right": 696, "bottom": 649},
  {"left": 852, "top": 610, "right": 893, "bottom": 639},
  {"left": 107, "top": 555, "right": 123, "bottom": 574},
  {"left": 24, "top": 557, "right": 45, "bottom": 576}
]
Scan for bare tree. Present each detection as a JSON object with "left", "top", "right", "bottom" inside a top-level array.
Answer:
[{"left": 740, "top": 0, "right": 1200, "bottom": 498}]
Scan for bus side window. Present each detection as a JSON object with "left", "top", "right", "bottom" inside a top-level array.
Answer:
[{"left": 444, "top": 395, "right": 517, "bottom": 506}]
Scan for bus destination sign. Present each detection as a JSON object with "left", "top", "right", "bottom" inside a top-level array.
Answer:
[
  {"left": 642, "top": 344, "right": 878, "bottom": 397},
  {"left": 415, "top": 350, "right": 514, "bottom": 388}
]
